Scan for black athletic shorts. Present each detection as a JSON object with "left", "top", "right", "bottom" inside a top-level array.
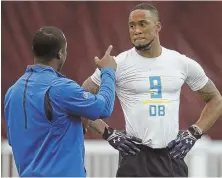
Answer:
[{"left": 117, "top": 144, "right": 188, "bottom": 177}]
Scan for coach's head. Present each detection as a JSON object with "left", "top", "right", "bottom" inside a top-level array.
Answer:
[
  {"left": 129, "top": 3, "right": 161, "bottom": 51},
  {"left": 32, "top": 26, "right": 67, "bottom": 72}
]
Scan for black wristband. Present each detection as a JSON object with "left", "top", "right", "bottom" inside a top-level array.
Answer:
[
  {"left": 188, "top": 125, "right": 203, "bottom": 140},
  {"left": 102, "top": 127, "right": 113, "bottom": 140}
]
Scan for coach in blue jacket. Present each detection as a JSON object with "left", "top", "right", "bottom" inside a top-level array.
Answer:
[{"left": 4, "top": 26, "right": 119, "bottom": 177}]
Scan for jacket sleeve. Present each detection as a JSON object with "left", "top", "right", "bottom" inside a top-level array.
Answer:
[{"left": 54, "top": 68, "right": 116, "bottom": 120}]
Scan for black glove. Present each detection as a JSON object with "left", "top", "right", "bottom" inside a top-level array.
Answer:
[
  {"left": 102, "top": 127, "right": 142, "bottom": 156},
  {"left": 167, "top": 125, "right": 203, "bottom": 159}
]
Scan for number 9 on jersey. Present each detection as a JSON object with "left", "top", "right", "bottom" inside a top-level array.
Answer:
[{"left": 149, "top": 76, "right": 165, "bottom": 117}]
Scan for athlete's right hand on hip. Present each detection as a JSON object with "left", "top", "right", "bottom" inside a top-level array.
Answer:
[{"left": 102, "top": 127, "right": 142, "bottom": 156}]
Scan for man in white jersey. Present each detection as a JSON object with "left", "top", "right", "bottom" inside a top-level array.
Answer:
[{"left": 82, "top": 3, "right": 222, "bottom": 177}]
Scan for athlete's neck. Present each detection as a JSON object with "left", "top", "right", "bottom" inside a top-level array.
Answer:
[{"left": 136, "top": 38, "right": 162, "bottom": 58}]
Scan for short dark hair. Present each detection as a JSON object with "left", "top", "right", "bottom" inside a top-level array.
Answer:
[
  {"left": 32, "top": 26, "right": 66, "bottom": 60},
  {"left": 132, "top": 3, "right": 160, "bottom": 22}
]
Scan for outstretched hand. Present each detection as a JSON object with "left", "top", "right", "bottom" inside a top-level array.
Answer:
[{"left": 94, "top": 45, "right": 117, "bottom": 71}]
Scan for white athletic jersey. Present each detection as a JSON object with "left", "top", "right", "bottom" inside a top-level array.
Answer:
[{"left": 91, "top": 47, "right": 208, "bottom": 148}]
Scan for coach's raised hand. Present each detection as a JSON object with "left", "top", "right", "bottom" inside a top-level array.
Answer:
[{"left": 94, "top": 45, "right": 117, "bottom": 71}]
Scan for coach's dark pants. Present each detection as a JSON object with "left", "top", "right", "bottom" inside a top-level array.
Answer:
[{"left": 116, "top": 145, "right": 188, "bottom": 177}]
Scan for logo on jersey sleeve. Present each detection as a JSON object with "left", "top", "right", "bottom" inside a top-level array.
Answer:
[{"left": 83, "top": 91, "right": 89, "bottom": 99}]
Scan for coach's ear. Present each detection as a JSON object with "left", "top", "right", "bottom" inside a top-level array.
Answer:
[{"left": 57, "top": 51, "right": 61, "bottom": 59}]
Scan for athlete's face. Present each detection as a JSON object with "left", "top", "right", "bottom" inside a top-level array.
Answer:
[{"left": 129, "top": 9, "right": 161, "bottom": 50}]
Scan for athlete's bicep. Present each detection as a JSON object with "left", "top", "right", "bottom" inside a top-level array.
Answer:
[
  {"left": 196, "top": 79, "right": 221, "bottom": 103},
  {"left": 82, "top": 77, "right": 99, "bottom": 94}
]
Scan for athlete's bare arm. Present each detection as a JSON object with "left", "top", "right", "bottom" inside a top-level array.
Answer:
[
  {"left": 195, "top": 79, "right": 222, "bottom": 132},
  {"left": 82, "top": 77, "right": 109, "bottom": 135}
]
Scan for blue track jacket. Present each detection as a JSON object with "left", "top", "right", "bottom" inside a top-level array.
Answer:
[{"left": 4, "top": 65, "right": 116, "bottom": 177}]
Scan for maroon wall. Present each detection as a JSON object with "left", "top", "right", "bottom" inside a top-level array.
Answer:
[{"left": 2, "top": 1, "right": 222, "bottom": 139}]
